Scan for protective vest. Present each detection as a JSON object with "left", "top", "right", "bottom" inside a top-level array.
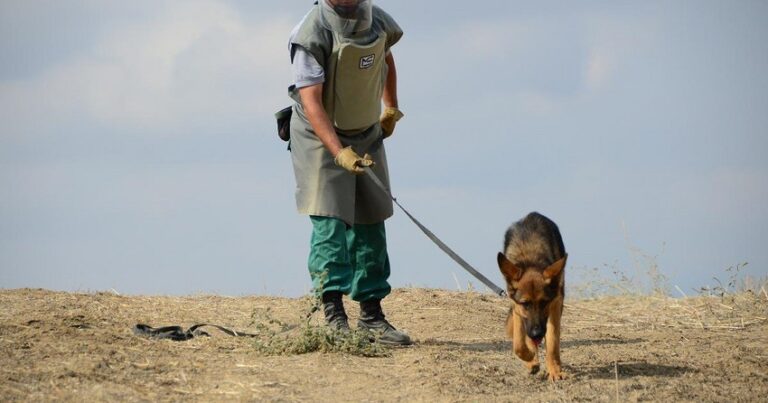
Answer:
[
  {"left": 324, "top": 31, "right": 387, "bottom": 131},
  {"left": 290, "top": 6, "right": 402, "bottom": 133}
]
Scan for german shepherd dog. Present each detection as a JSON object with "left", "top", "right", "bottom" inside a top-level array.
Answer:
[{"left": 497, "top": 212, "right": 567, "bottom": 381}]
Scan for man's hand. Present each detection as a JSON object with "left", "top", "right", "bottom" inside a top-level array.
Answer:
[
  {"left": 334, "top": 146, "right": 375, "bottom": 175},
  {"left": 380, "top": 107, "right": 403, "bottom": 138}
]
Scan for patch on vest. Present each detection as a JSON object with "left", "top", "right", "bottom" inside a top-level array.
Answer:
[{"left": 359, "top": 54, "right": 375, "bottom": 69}]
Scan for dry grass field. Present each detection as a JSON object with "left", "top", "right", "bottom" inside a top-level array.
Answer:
[{"left": 1, "top": 286, "right": 766, "bottom": 402}]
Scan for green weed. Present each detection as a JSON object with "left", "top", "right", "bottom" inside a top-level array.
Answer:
[
  {"left": 253, "top": 325, "right": 390, "bottom": 357},
  {"left": 249, "top": 270, "right": 390, "bottom": 357}
]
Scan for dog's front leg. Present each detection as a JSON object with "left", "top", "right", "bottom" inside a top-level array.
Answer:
[
  {"left": 544, "top": 301, "right": 564, "bottom": 381},
  {"left": 510, "top": 311, "right": 539, "bottom": 374}
]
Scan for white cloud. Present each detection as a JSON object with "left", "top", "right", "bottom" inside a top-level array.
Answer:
[
  {"left": 0, "top": 0, "right": 295, "bottom": 137},
  {"left": 457, "top": 21, "right": 529, "bottom": 58},
  {"left": 515, "top": 90, "right": 561, "bottom": 116},
  {"left": 446, "top": 15, "right": 628, "bottom": 113},
  {"left": 581, "top": 10, "right": 663, "bottom": 94},
  {"left": 584, "top": 48, "right": 614, "bottom": 91},
  {"left": 707, "top": 167, "right": 768, "bottom": 217}
]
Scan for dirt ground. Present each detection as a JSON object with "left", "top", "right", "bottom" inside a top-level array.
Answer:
[{"left": 1, "top": 287, "right": 766, "bottom": 402}]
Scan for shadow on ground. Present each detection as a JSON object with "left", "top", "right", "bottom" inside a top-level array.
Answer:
[
  {"left": 419, "top": 339, "right": 508, "bottom": 352},
  {"left": 419, "top": 337, "right": 644, "bottom": 352},
  {"left": 562, "top": 338, "right": 644, "bottom": 348},
  {"left": 572, "top": 361, "right": 694, "bottom": 379}
]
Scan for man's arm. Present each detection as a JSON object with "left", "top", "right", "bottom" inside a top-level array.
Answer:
[
  {"left": 298, "top": 83, "right": 344, "bottom": 157},
  {"left": 379, "top": 52, "right": 403, "bottom": 138},
  {"left": 382, "top": 52, "right": 398, "bottom": 108}
]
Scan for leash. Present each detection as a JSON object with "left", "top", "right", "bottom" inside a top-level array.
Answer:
[
  {"left": 133, "top": 323, "right": 260, "bottom": 341},
  {"left": 364, "top": 167, "right": 507, "bottom": 297}
]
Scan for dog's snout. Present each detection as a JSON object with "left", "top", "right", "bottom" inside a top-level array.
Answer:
[{"left": 528, "top": 325, "right": 546, "bottom": 340}]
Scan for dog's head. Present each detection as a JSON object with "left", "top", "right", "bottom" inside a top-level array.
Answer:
[{"left": 497, "top": 253, "right": 567, "bottom": 345}]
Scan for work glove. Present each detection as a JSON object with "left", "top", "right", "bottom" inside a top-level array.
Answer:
[
  {"left": 334, "top": 146, "right": 375, "bottom": 175},
  {"left": 380, "top": 107, "right": 404, "bottom": 139}
]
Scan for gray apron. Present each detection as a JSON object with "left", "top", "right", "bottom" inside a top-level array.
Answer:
[{"left": 290, "top": 106, "right": 393, "bottom": 226}]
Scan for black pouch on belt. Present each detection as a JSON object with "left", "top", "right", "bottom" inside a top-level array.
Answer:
[{"left": 275, "top": 106, "right": 292, "bottom": 141}]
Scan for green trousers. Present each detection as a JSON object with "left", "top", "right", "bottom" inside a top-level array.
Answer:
[{"left": 308, "top": 216, "right": 391, "bottom": 302}]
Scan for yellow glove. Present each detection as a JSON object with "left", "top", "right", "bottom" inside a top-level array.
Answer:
[
  {"left": 334, "top": 146, "right": 375, "bottom": 175},
  {"left": 380, "top": 107, "right": 404, "bottom": 138}
]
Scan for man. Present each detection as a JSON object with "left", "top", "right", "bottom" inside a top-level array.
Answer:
[{"left": 286, "top": 0, "right": 410, "bottom": 345}]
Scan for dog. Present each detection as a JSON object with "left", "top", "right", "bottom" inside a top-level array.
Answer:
[{"left": 497, "top": 212, "right": 567, "bottom": 381}]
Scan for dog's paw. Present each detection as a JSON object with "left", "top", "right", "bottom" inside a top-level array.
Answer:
[
  {"left": 546, "top": 368, "right": 565, "bottom": 381},
  {"left": 525, "top": 362, "right": 540, "bottom": 375}
]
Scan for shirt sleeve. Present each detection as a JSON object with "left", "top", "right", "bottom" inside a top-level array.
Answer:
[
  {"left": 374, "top": 6, "right": 403, "bottom": 51},
  {"left": 291, "top": 45, "right": 325, "bottom": 89}
]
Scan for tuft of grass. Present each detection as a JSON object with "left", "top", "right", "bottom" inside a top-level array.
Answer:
[
  {"left": 568, "top": 235, "right": 669, "bottom": 299},
  {"left": 248, "top": 277, "right": 390, "bottom": 357},
  {"left": 253, "top": 325, "right": 390, "bottom": 357},
  {"left": 697, "top": 262, "right": 750, "bottom": 300},
  {"left": 568, "top": 261, "right": 641, "bottom": 299}
]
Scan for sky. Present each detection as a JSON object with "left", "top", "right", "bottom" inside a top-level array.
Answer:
[{"left": 1, "top": 0, "right": 767, "bottom": 297}]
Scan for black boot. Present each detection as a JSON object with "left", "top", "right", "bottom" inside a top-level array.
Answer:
[
  {"left": 358, "top": 299, "right": 412, "bottom": 346},
  {"left": 322, "top": 291, "right": 350, "bottom": 332}
]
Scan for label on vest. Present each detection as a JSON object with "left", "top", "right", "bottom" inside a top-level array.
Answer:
[{"left": 359, "top": 54, "right": 375, "bottom": 69}]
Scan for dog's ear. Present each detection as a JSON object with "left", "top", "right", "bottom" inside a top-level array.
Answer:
[
  {"left": 497, "top": 252, "right": 522, "bottom": 287},
  {"left": 543, "top": 254, "right": 567, "bottom": 286}
]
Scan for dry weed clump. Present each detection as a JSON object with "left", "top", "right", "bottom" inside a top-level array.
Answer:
[
  {"left": 248, "top": 296, "right": 390, "bottom": 357},
  {"left": 568, "top": 241, "right": 670, "bottom": 298},
  {"left": 253, "top": 325, "right": 390, "bottom": 357},
  {"left": 566, "top": 256, "right": 767, "bottom": 332},
  {"left": 567, "top": 275, "right": 767, "bottom": 332},
  {"left": 566, "top": 291, "right": 766, "bottom": 332}
]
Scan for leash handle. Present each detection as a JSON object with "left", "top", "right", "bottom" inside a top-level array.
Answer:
[{"left": 364, "top": 167, "right": 507, "bottom": 298}]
